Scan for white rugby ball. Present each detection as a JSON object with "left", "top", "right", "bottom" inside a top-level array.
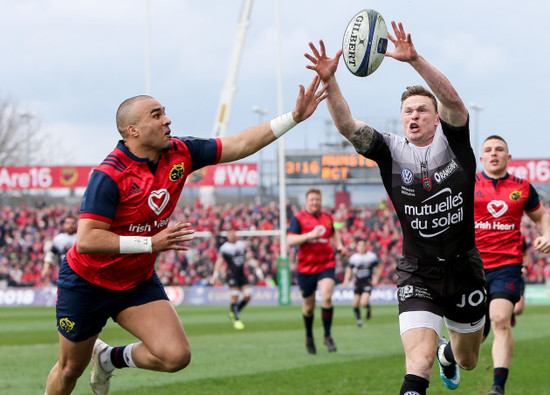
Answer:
[{"left": 342, "top": 9, "right": 388, "bottom": 77}]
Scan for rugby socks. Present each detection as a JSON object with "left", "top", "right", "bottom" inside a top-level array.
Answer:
[
  {"left": 303, "top": 313, "right": 314, "bottom": 338},
  {"left": 123, "top": 343, "right": 138, "bottom": 368},
  {"left": 99, "top": 346, "right": 115, "bottom": 372},
  {"left": 321, "top": 307, "right": 333, "bottom": 338},
  {"left": 237, "top": 299, "right": 249, "bottom": 312},
  {"left": 110, "top": 343, "right": 138, "bottom": 369},
  {"left": 438, "top": 340, "right": 457, "bottom": 366},
  {"left": 400, "top": 374, "right": 429, "bottom": 395},
  {"left": 493, "top": 367, "right": 509, "bottom": 389},
  {"left": 353, "top": 307, "right": 361, "bottom": 320},
  {"left": 230, "top": 303, "right": 240, "bottom": 320}
]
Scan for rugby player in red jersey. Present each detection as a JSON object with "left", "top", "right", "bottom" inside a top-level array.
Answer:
[
  {"left": 288, "top": 188, "right": 346, "bottom": 354},
  {"left": 45, "top": 75, "right": 327, "bottom": 395},
  {"left": 475, "top": 135, "right": 550, "bottom": 395}
]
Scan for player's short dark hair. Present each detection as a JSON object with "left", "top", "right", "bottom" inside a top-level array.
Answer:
[
  {"left": 305, "top": 187, "right": 321, "bottom": 197},
  {"left": 401, "top": 85, "right": 438, "bottom": 113},
  {"left": 61, "top": 215, "right": 76, "bottom": 225},
  {"left": 116, "top": 95, "right": 153, "bottom": 136},
  {"left": 484, "top": 135, "right": 508, "bottom": 148}
]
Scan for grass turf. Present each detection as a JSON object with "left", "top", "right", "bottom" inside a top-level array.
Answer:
[{"left": 1, "top": 303, "right": 549, "bottom": 394}]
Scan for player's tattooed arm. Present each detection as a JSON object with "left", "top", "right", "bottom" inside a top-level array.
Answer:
[{"left": 350, "top": 125, "right": 377, "bottom": 156}]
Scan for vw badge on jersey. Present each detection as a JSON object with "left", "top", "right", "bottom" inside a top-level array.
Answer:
[{"left": 401, "top": 168, "right": 414, "bottom": 185}]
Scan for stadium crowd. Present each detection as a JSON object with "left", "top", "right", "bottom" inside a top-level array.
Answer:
[{"left": 1, "top": 199, "right": 549, "bottom": 288}]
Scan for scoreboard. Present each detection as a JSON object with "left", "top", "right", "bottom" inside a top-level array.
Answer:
[
  {"left": 284, "top": 153, "right": 550, "bottom": 185},
  {"left": 284, "top": 151, "right": 381, "bottom": 184}
]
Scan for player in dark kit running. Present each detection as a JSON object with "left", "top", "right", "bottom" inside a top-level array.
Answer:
[
  {"left": 212, "top": 229, "right": 264, "bottom": 330},
  {"left": 42, "top": 215, "right": 78, "bottom": 284},
  {"left": 342, "top": 240, "right": 381, "bottom": 327},
  {"left": 474, "top": 135, "right": 550, "bottom": 395},
  {"left": 45, "top": 76, "right": 327, "bottom": 395},
  {"left": 306, "top": 20, "right": 487, "bottom": 395}
]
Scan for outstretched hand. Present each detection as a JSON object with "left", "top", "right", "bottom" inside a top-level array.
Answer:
[
  {"left": 292, "top": 74, "right": 328, "bottom": 123},
  {"left": 533, "top": 235, "right": 550, "bottom": 254},
  {"left": 305, "top": 40, "right": 342, "bottom": 83},
  {"left": 385, "top": 21, "right": 418, "bottom": 63},
  {"left": 152, "top": 222, "right": 195, "bottom": 252}
]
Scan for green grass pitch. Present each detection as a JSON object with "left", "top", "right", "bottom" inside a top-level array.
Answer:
[{"left": 1, "top": 303, "right": 549, "bottom": 394}]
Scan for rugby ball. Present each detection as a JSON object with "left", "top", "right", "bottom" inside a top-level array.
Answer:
[{"left": 342, "top": 9, "right": 388, "bottom": 77}]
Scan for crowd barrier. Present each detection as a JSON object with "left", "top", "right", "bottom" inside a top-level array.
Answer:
[
  {"left": 0, "top": 285, "right": 398, "bottom": 307},
  {"left": 2, "top": 285, "right": 550, "bottom": 307}
]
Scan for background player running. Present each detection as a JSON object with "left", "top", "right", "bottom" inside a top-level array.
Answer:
[
  {"left": 474, "top": 135, "right": 550, "bottom": 395},
  {"left": 212, "top": 228, "right": 264, "bottom": 330},
  {"left": 342, "top": 240, "right": 381, "bottom": 327},
  {"left": 41, "top": 215, "right": 77, "bottom": 285},
  {"left": 288, "top": 187, "right": 346, "bottom": 354}
]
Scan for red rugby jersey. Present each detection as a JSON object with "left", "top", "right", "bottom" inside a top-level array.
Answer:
[
  {"left": 66, "top": 137, "right": 221, "bottom": 290},
  {"left": 474, "top": 171, "right": 540, "bottom": 269},
  {"left": 288, "top": 210, "right": 336, "bottom": 274}
]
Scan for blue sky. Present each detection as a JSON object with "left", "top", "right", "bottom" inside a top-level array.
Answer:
[{"left": 2, "top": 0, "right": 549, "bottom": 166}]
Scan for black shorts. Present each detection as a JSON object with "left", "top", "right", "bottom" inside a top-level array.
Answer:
[
  {"left": 227, "top": 268, "right": 249, "bottom": 288},
  {"left": 396, "top": 248, "right": 487, "bottom": 324},
  {"left": 485, "top": 263, "right": 522, "bottom": 304},
  {"left": 297, "top": 267, "right": 335, "bottom": 298},
  {"left": 354, "top": 278, "right": 373, "bottom": 295},
  {"left": 56, "top": 259, "right": 169, "bottom": 342}
]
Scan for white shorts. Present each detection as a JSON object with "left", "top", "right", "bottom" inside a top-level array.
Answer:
[{"left": 399, "top": 310, "right": 486, "bottom": 336}]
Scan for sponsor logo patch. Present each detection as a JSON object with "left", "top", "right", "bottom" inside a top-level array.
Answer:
[
  {"left": 487, "top": 200, "right": 508, "bottom": 218},
  {"left": 169, "top": 162, "right": 185, "bottom": 181},
  {"left": 433, "top": 160, "right": 458, "bottom": 184},
  {"left": 59, "top": 317, "right": 75, "bottom": 333},
  {"left": 401, "top": 168, "right": 414, "bottom": 185},
  {"left": 148, "top": 189, "right": 170, "bottom": 215},
  {"left": 509, "top": 190, "right": 522, "bottom": 200}
]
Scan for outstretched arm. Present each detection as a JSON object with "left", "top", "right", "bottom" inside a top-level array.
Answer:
[
  {"left": 305, "top": 40, "right": 368, "bottom": 141},
  {"left": 219, "top": 75, "right": 326, "bottom": 163},
  {"left": 386, "top": 21, "right": 468, "bottom": 127}
]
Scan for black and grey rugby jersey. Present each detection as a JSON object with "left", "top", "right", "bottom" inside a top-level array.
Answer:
[
  {"left": 44, "top": 232, "right": 77, "bottom": 266},
  {"left": 351, "top": 119, "right": 476, "bottom": 260},
  {"left": 219, "top": 240, "right": 247, "bottom": 273},
  {"left": 348, "top": 251, "right": 379, "bottom": 280}
]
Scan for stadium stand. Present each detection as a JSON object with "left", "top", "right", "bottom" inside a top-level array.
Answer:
[{"left": 0, "top": 201, "right": 549, "bottom": 288}]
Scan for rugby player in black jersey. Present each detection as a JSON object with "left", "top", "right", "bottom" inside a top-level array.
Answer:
[{"left": 306, "top": 21, "right": 487, "bottom": 395}]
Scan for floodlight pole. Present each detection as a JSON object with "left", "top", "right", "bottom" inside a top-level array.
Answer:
[
  {"left": 469, "top": 102, "right": 484, "bottom": 168},
  {"left": 252, "top": 106, "right": 269, "bottom": 203},
  {"left": 20, "top": 112, "right": 35, "bottom": 205},
  {"left": 201, "top": 0, "right": 253, "bottom": 206},
  {"left": 275, "top": 0, "right": 287, "bottom": 258},
  {"left": 145, "top": 0, "right": 151, "bottom": 95},
  {"left": 211, "top": 0, "right": 254, "bottom": 139}
]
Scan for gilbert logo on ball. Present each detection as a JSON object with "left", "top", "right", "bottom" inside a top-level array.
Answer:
[{"left": 342, "top": 9, "right": 388, "bottom": 77}]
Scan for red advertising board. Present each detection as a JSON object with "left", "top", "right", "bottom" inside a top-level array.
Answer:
[
  {"left": 0, "top": 163, "right": 258, "bottom": 190},
  {"left": 507, "top": 159, "right": 550, "bottom": 184},
  {"left": 185, "top": 163, "right": 258, "bottom": 188},
  {"left": 0, "top": 166, "right": 93, "bottom": 189}
]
